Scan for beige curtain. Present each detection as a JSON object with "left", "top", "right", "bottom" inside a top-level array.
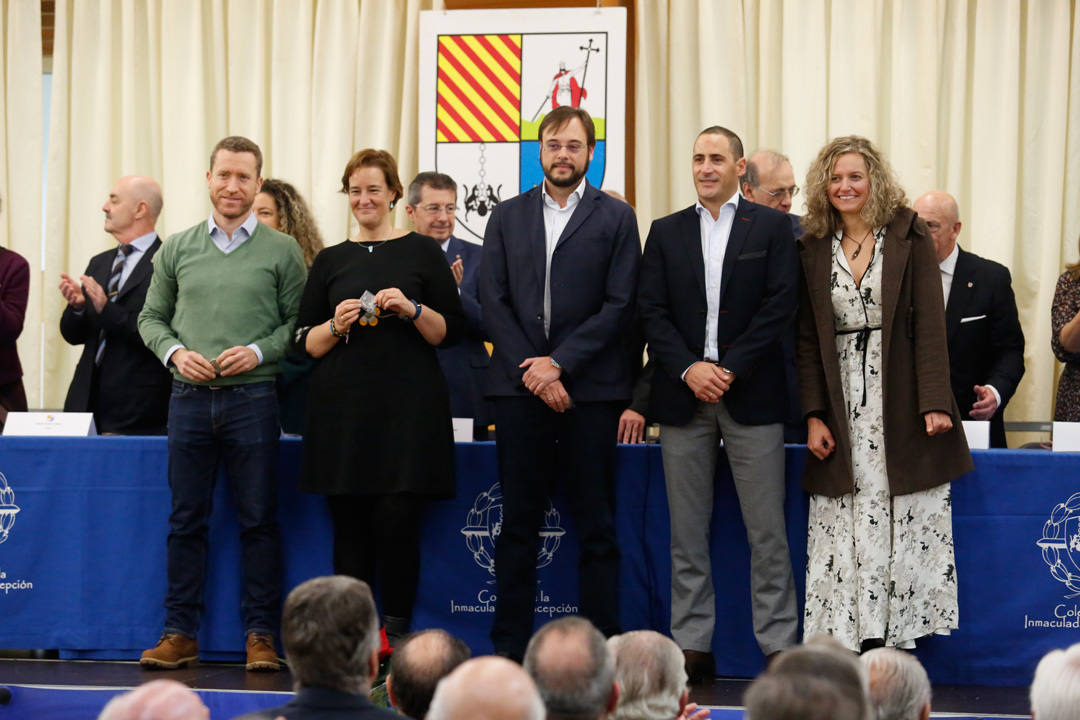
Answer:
[
  {"left": 0, "top": 0, "right": 41, "bottom": 405},
  {"left": 635, "top": 0, "right": 1080, "bottom": 434},
  {"left": 43, "top": 0, "right": 439, "bottom": 409}
]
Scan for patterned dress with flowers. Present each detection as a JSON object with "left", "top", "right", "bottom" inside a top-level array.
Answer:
[{"left": 802, "top": 231, "right": 958, "bottom": 650}]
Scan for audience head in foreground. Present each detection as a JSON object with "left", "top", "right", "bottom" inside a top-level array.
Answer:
[
  {"left": 861, "top": 647, "right": 931, "bottom": 720},
  {"left": 427, "top": 656, "right": 546, "bottom": 720},
  {"left": 607, "top": 630, "right": 688, "bottom": 720},
  {"left": 524, "top": 616, "right": 619, "bottom": 720},
  {"left": 386, "top": 628, "right": 471, "bottom": 720},
  {"left": 768, "top": 636, "right": 868, "bottom": 720},
  {"left": 98, "top": 679, "right": 209, "bottom": 720},
  {"left": 283, "top": 575, "right": 381, "bottom": 694},
  {"left": 1030, "top": 642, "right": 1080, "bottom": 720},
  {"left": 744, "top": 671, "right": 861, "bottom": 720}
]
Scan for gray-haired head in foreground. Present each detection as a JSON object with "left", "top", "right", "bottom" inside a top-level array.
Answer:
[
  {"left": 861, "top": 647, "right": 931, "bottom": 720},
  {"left": 1030, "top": 642, "right": 1080, "bottom": 720},
  {"left": 769, "top": 636, "right": 869, "bottom": 720},
  {"left": 427, "top": 656, "right": 546, "bottom": 720},
  {"left": 97, "top": 679, "right": 209, "bottom": 720},
  {"left": 282, "top": 575, "right": 380, "bottom": 695},
  {"left": 607, "top": 630, "right": 686, "bottom": 720},
  {"left": 388, "top": 628, "right": 471, "bottom": 720},
  {"left": 744, "top": 672, "right": 862, "bottom": 720},
  {"left": 524, "top": 616, "right": 616, "bottom": 720}
]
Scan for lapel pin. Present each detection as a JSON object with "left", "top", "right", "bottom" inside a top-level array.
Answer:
[{"left": 967, "top": 282, "right": 973, "bottom": 288}]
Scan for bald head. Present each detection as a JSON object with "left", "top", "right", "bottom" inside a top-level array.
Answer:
[
  {"left": 525, "top": 617, "right": 618, "bottom": 720},
  {"left": 742, "top": 150, "right": 797, "bottom": 213},
  {"left": 426, "top": 656, "right": 546, "bottom": 720},
  {"left": 103, "top": 176, "right": 163, "bottom": 243},
  {"left": 98, "top": 679, "right": 209, "bottom": 720},
  {"left": 913, "top": 191, "right": 961, "bottom": 263},
  {"left": 387, "top": 629, "right": 471, "bottom": 720}
]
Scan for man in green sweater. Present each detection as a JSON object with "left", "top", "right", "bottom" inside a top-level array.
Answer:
[{"left": 137, "top": 136, "right": 307, "bottom": 671}]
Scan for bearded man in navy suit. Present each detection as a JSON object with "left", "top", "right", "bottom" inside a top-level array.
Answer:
[
  {"left": 481, "top": 106, "right": 640, "bottom": 661},
  {"left": 638, "top": 126, "right": 800, "bottom": 682},
  {"left": 913, "top": 191, "right": 1025, "bottom": 448},
  {"left": 406, "top": 172, "right": 492, "bottom": 440}
]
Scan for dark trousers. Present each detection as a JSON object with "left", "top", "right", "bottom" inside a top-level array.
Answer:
[
  {"left": 164, "top": 380, "right": 282, "bottom": 639},
  {"left": 490, "top": 396, "right": 622, "bottom": 659},
  {"left": 327, "top": 493, "right": 425, "bottom": 622}
]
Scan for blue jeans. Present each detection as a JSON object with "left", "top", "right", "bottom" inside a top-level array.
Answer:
[{"left": 164, "top": 379, "right": 281, "bottom": 639}]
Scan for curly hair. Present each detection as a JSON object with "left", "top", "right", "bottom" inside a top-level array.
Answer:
[
  {"left": 258, "top": 178, "right": 325, "bottom": 267},
  {"left": 801, "top": 135, "right": 908, "bottom": 239}
]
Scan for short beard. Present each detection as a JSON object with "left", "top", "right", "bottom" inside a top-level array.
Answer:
[{"left": 543, "top": 159, "right": 590, "bottom": 189}]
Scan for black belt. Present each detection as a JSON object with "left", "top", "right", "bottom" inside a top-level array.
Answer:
[{"left": 835, "top": 326, "right": 881, "bottom": 407}]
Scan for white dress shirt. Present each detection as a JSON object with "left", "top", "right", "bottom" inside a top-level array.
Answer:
[
  {"left": 541, "top": 177, "right": 587, "bottom": 338},
  {"left": 682, "top": 191, "right": 739, "bottom": 379}
]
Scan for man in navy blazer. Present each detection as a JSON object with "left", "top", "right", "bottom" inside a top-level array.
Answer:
[
  {"left": 481, "top": 106, "right": 640, "bottom": 661},
  {"left": 638, "top": 127, "right": 799, "bottom": 682},
  {"left": 60, "top": 176, "right": 171, "bottom": 435},
  {"left": 914, "top": 192, "right": 1025, "bottom": 448},
  {"left": 406, "top": 172, "right": 492, "bottom": 440}
]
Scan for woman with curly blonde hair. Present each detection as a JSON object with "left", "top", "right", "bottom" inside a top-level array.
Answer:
[
  {"left": 796, "top": 135, "right": 972, "bottom": 651},
  {"left": 253, "top": 178, "right": 325, "bottom": 267},
  {"left": 252, "top": 178, "right": 326, "bottom": 433}
]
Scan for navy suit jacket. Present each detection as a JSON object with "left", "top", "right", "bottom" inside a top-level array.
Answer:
[
  {"left": 436, "top": 235, "right": 492, "bottom": 426},
  {"left": 232, "top": 686, "right": 400, "bottom": 720},
  {"left": 480, "top": 182, "right": 641, "bottom": 402},
  {"left": 60, "top": 236, "right": 171, "bottom": 434},
  {"left": 638, "top": 199, "right": 799, "bottom": 426},
  {"left": 945, "top": 247, "right": 1025, "bottom": 447}
]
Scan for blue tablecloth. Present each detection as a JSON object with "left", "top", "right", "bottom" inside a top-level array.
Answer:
[{"left": 0, "top": 437, "right": 1075, "bottom": 686}]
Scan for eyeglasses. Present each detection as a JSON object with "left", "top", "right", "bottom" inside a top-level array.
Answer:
[
  {"left": 418, "top": 204, "right": 457, "bottom": 216},
  {"left": 764, "top": 186, "right": 799, "bottom": 199},
  {"left": 542, "top": 141, "right": 586, "bottom": 155}
]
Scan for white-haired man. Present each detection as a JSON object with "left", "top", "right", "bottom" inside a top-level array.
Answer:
[
  {"left": 607, "top": 630, "right": 710, "bottom": 720},
  {"left": 1030, "top": 642, "right": 1080, "bottom": 720},
  {"left": 861, "top": 647, "right": 931, "bottom": 720}
]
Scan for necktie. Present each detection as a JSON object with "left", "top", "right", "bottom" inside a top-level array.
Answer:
[{"left": 95, "top": 244, "right": 135, "bottom": 366}]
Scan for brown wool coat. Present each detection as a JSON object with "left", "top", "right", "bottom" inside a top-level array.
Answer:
[{"left": 796, "top": 207, "right": 974, "bottom": 498}]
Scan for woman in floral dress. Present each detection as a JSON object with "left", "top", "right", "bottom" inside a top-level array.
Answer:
[
  {"left": 1051, "top": 237, "right": 1080, "bottom": 421},
  {"left": 795, "top": 136, "right": 973, "bottom": 651}
]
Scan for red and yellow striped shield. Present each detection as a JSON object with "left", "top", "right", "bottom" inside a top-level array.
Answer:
[{"left": 437, "top": 34, "right": 522, "bottom": 143}]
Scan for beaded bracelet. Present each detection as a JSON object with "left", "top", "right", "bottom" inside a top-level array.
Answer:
[{"left": 329, "top": 317, "right": 344, "bottom": 338}]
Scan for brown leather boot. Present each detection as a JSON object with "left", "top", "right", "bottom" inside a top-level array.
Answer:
[
  {"left": 246, "top": 632, "right": 282, "bottom": 671},
  {"left": 140, "top": 633, "right": 198, "bottom": 669}
]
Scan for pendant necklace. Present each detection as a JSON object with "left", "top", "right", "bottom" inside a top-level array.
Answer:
[{"left": 844, "top": 229, "right": 874, "bottom": 260}]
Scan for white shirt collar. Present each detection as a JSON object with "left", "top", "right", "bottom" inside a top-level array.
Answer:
[
  {"left": 125, "top": 231, "right": 157, "bottom": 253},
  {"left": 695, "top": 190, "right": 740, "bottom": 221},
  {"left": 439, "top": 238, "right": 451, "bottom": 253},
  {"left": 541, "top": 176, "right": 587, "bottom": 209},
  {"left": 939, "top": 242, "right": 960, "bottom": 276}
]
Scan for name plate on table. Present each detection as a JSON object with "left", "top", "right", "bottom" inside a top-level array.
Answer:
[
  {"left": 452, "top": 418, "right": 474, "bottom": 443},
  {"left": 1052, "top": 422, "right": 1080, "bottom": 452},
  {"left": 3, "top": 412, "right": 97, "bottom": 436},
  {"left": 961, "top": 421, "right": 990, "bottom": 450}
]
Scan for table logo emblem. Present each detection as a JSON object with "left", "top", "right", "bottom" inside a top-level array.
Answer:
[
  {"left": 0, "top": 472, "right": 19, "bottom": 544},
  {"left": 1037, "top": 492, "right": 1080, "bottom": 597},
  {"left": 461, "top": 482, "right": 566, "bottom": 576}
]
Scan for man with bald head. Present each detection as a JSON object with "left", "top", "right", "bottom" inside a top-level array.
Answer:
[
  {"left": 426, "top": 656, "right": 546, "bottom": 720},
  {"left": 913, "top": 191, "right": 1024, "bottom": 448},
  {"left": 741, "top": 150, "right": 802, "bottom": 238},
  {"left": 387, "top": 628, "right": 471, "bottom": 719},
  {"left": 61, "top": 176, "right": 172, "bottom": 434},
  {"left": 524, "top": 616, "right": 619, "bottom": 720}
]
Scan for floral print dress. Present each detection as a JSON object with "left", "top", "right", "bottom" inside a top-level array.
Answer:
[
  {"left": 802, "top": 231, "right": 958, "bottom": 651},
  {"left": 1051, "top": 271, "right": 1080, "bottom": 421}
]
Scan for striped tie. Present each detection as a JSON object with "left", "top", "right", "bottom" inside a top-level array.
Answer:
[{"left": 94, "top": 244, "right": 134, "bottom": 366}]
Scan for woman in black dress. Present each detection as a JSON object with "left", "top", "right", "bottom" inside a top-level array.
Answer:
[{"left": 295, "top": 149, "right": 463, "bottom": 644}]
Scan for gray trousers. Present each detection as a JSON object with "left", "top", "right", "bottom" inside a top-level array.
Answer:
[{"left": 661, "top": 399, "right": 799, "bottom": 655}]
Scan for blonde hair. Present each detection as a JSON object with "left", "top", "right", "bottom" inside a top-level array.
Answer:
[{"left": 801, "top": 135, "right": 907, "bottom": 239}]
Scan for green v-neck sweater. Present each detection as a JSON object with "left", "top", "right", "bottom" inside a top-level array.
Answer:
[{"left": 138, "top": 219, "right": 307, "bottom": 385}]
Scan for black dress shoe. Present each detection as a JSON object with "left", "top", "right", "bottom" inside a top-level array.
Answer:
[{"left": 683, "top": 649, "right": 715, "bottom": 685}]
